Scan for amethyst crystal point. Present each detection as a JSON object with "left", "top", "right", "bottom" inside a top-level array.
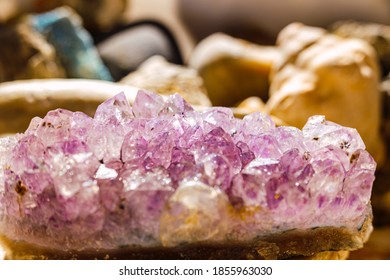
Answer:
[
  {"left": 302, "top": 115, "right": 366, "bottom": 155},
  {"left": 94, "top": 92, "right": 133, "bottom": 125},
  {"left": 132, "top": 89, "right": 165, "bottom": 118},
  {"left": 160, "top": 93, "right": 194, "bottom": 117},
  {"left": 91, "top": 92, "right": 134, "bottom": 162},
  {"left": 0, "top": 90, "right": 376, "bottom": 252},
  {"left": 240, "top": 111, "right": 276, "bottom": 135}
]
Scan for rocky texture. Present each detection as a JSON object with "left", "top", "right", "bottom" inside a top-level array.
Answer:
[
  {"left": 330, "top": 21, "right": 390, "bottom": 76},
  {"left": 0, "top": 90, "right": 375, "bottom": 257},
  {"left": 120, "top": 56, "right": 210, "bottom": 107},
  {"left": 0, "top": 21, "right": 66, "bottom": 83},
  {"left": 270, "top": 24, "right": 326, "bottom": 76},
  {"left": 189, "top": 33, "right": 280, "bottom": 106},
  {"left": 30, "top": 6, "right": 113, "bottom": 80},
  {"left": 266, "top": 23, "right": 385, "bottom": 167},
  {"left": 0, "top": 219, "right": 371, "bottom": 259},
  {"left": 98, "top": 21, "right": 182, "bottom": 81}
]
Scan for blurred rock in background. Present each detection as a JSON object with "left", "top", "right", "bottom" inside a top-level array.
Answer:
[
  {"left": 120, "top": 55, "right": 210, "bottom": 107},
  {"left": 0, "top": 21, "right": 66, "bottom": 82},
  {"left": 0, "top": 0, "right": 127, "bottom": 32},
  {"left": 30, "top": 6, "right": 113, "bottom": 80},
  {"left": 97, "top": 21, "right": 182, "bottom": 81},
  {"left": 189, "top": 33, "right": 279, "bottom": 107},
  {"left": 331, "top": 21, "right": 390, "bottom": 77},
  {"left": 265, "top": 23, "right": 385, "bottom": 166},
  {"left": 0, "top": 1, "right": 131, "bottom": 82}
]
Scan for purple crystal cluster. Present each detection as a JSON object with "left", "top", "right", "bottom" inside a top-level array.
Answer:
[{"left": 0, "top": 90, "right": 376, "bottom": 250}]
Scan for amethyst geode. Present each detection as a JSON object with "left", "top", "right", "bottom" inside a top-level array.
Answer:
[{"left": 0, "top": 90, "right": 376, "bottom": 251}]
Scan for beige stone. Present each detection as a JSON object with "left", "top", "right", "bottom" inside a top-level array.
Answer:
[
  {"left": 266, "top": 23, "right": 385, "bottom": 166},
  {"left": 189, "top": 33, "right": 280, "bottom": 106},
  {"left": 229, "top": 96, "right": 284, "bottom": 126},
  {"left": 0, "top": 79, "right": 138, "bottom": 135},
  {"left": 331, "top": 20, "right": 390, "bottom": 76},
  {"left": 271, "top": 23, "right": 326, "bottom": 77},
  {"left": 236, "top": 96, "right": 266, "bottom": 115},
  {"left": 120, "top": 55, "right": 212, "bottom": 107}
]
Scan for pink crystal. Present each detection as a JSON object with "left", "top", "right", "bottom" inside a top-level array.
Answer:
[
  {"left": 0, "top": 91, "right": 376, "bottom": 250},
  {"left": 132, "top": 90, "right": 165, "bottom": 118},
  {"left": 94, "top": 92, "right": 133, "bottom": 125}
]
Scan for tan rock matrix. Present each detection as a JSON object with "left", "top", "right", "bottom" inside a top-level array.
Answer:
[{"left": 266, "top": 23, "right": 385, "bottom": 166}]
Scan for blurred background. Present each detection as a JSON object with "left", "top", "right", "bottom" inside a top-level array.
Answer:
[
  {"left": 130, "top": 0, "right": 390, "bottom": 59},
  {"left": 1, "top": 0, "right": 390, "bottom": 259}
]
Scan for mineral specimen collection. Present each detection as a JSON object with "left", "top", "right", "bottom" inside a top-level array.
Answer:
[{"left": 0, "top": 90, "right": 375, "bottom": 258}]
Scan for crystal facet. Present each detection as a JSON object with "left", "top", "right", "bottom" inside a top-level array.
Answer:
[{"left": 0, "top": 91, "right": 376, "bottom": 250}]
